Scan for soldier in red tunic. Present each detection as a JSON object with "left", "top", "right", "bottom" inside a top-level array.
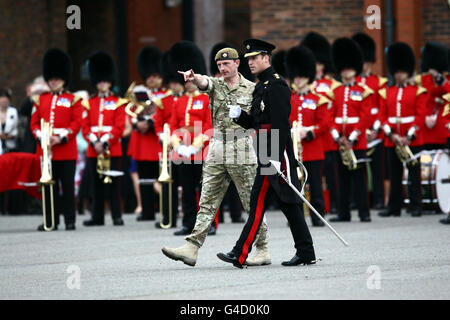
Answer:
[
  {"left": 129, "top": 46, "right": 166, "bottom": 222},
  {"left": 378, "top": 42, "right": 428, "bottom": 217},
  {"left": 327, "top": 38, "right": 373, "bottom": 223},
  {"left": 31, "top": 49, "right": 83, "bottom": 231},
  {"left": 301, "top": 32, "right": 341, "bottom": 215},
  {"left": 352, "top": 32, "right": 389, "bottom": 210},
  {"left": 81, "top": 51, "right": 126, "bottom": 226},
  {"left": 414, "top": 42, "right": 450, "bottom": 150},
  {"left": 287, "top": 45, "right": 329, "bottom": 227}
]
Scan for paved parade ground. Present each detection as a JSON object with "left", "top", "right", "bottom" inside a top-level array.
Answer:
[{"left": 0, "top": 210, "right": 448, "bottom": 300}]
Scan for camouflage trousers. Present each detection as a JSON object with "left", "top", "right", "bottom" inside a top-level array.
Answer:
[{"left": 185, "top": 162, "right": 269, "bottom": 249}]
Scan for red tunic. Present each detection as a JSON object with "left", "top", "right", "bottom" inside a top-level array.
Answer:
[
  {"left": 415, "top": 73, "right": 450, "bottom": 145},
  {"left": 289, "top": 90, "right": 329, "bottom": 161},
  {"left": 312, "top": 76, "right": 341, "bottom": 152},
  {"left": 378, "top": 84, "right": 427, "bottom": 148},
  {"left": 82, "top": 94, "right": 126, "bottom": 158},
  {"left": 328, "top": 82, "right": 373, "bottom": 151},
  {"left": 169, "top": 92, "right": 212, "bottom": 162},
  {"left": 30, "top": 91, "right": 83, "bottom": 161}
]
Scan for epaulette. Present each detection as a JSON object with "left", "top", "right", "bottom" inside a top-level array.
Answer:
[
  {"left": 72, "top": 95, "right": 82, "bottom": 106},
  {"left": 416, "top": 86, "right": 427, "bottom": 96},
  {"left": 81, "top": 99, "right": 90, "bottom": 110},
  {"left": 317, "top": 94, "right": 330, "bottom": 106},
  {"left": 154, "top": 90, "right": 173, "bottom": 110},
  {"left": 32, "top": 95, "right": 40, "bottom": 106},
  {"left": 116, "top": 98, "right": 128, "bottom": 108},
  {"left": 379, "top": 76, "right": 388, "bottom": 88},
  {"left": 358, "top": 83, "right": 374, "bottom": 99},
  {"left": 378, "top": 88, "right": 387, "bottom": 100},
  {"left": 414, "top": 74, "right": 422, "bottom": 86},
  {"left": 329, "top": 77, "right": 342, "bottom": 91},
  {"left": 443, "top": 92, "right": 450, "bottom": 103}
]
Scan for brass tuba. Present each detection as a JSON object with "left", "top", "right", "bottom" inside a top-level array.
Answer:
[
  {"left": 158, "top": 123, "right": 173, "bottom": 229},
  {"left": 124, "top": 82, "right": 156, "bottom": 120},
  {"left": 39, "top": 119, "right": 56, "bottom": 231}
]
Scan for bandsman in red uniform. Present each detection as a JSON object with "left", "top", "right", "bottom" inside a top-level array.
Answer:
[
  {"left": 440, "top": 92, "right": 450, "bottom": 225},
  {"left": 168, "top": 41, "right": 212, "bottom": 236},
  {"left": 301, "top": 32, "right": 341, "bottom": 214},
  {"left": 287, "top": 45, "right": 329, "bottom": 227},
  {"left": 129, "top": 46, "right": 165, "bottom": 222},
  {"left": 414, "top": 42, "right": 450, "bottom": 150},
  {"left": 81, "top": 51, "right": 126, "bottom": 227},
  {"left": 378, "top": 42, "right": 427, "bottom": 218},
  {"left": 151, "top": 51, "right": 184, "bottom": 230},
  {"left": 327, "top": 38, "right": 373, "bottom": 223},
  {"left": 352, "top": 32, "right": 388, "bottom": 210},
  {"left": 31, "top": 49, "right": 83, "bottom": 231}
]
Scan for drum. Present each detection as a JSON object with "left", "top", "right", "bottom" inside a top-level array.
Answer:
[
  {"left": 402, "top": 149, "right": 446, "bottom": 211},
  {"left": 436, "top": 152, "right": 450, "bottom": 214}
]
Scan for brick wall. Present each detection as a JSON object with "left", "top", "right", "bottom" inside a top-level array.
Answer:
[
  {"left": 422, "top": 0, "right": 450, "bottom": 46},
  {"left": 0, "top": 0, "right": 67, "bottom": 107},
  {"left": 249, "top": 0, "right": 365, "bottom": 51}
]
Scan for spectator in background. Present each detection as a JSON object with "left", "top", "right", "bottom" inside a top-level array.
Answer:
[{"left": 0, "top": 87, "right": 19, "bottom": 215}]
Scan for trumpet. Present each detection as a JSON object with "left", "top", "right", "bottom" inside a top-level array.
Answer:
[
  {"left": 39, "top": 119, "right": 56, "bottom": 231},
  {"left": 124, "top": 82, "right": 156, "bottom": 121},
  {"left": 97, "top": 149, "right": 113, "bottom": 184},
  {"left": 158, "top": 123, "right": 173, "bottom": 229},
  {"left": 339, "top": 138, "right": 358, "bottom": 170}
]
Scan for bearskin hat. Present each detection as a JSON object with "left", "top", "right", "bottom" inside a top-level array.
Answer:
[
  {"left": 332, "top": 37, "right": 364, "bottom": 75},
  {"left": 88, "top": 51, "right": 116, "bottom": 87},
  {"left": 300, "top": 32, "right": 334, "bottom": 74},
  {"left": 168, "top": 40, "right": 207, "bottom": 84},
  {"left": 286, "top": 45, "right": 316, "bottom": 84},
  {"left": 272, "top": 50, "right": 287, "bottom": 78},
  {"left": 386, "top": 42, "right": 416, "bottom": 76},
  {"left": 209, "top": 41, "right": 234, "bottom": 76},
  {"left": 420, "top": 42, "right": 449, "bottom": 73},
  {"left": 238, "top": 54, "right": 255, "bottom": 82},
  {"left": 352, "top": 32, "right": 376, "bottom": 62},
  {"left": 160, "top": 51, "right": 180, "bottom": 84},
  {"left": 137, "top": 46, "right": 163, "bottom": 80},
  {"left": 43, "top": 48, "right": 72, "bottom": 86}
]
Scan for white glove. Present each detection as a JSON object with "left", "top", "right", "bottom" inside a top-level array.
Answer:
[
  {"left": 229, "top": 105, "right": 242, "bottom": 119},
  {"left": 186, "top": 145, "right": 198, "bottom": 156},
  {"left": 176, "top": 145, "right": 189, "bottom": 158}
]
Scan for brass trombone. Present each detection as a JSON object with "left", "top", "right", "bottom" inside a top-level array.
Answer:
[
  {"left": 97, "top": 149, "right": 113, "bottom": 184},
  {"left": 39, "top": 119, "right": 56, "bottom": 231},
  {"left": 158, "top": 123, "right": 173, "bottom": 229}
]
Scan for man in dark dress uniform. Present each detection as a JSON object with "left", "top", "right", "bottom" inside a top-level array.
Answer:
[{"left": 217, "top": 39, "right": 316, "bottom": 269}]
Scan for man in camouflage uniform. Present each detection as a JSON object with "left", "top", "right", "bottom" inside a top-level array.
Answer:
[{"left": 161, "top": 47, "right": 270, "bottom": 267}]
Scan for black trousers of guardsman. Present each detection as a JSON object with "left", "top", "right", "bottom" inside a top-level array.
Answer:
[{"left": 232, "top": 173, "right": 315, "bottom": 265}]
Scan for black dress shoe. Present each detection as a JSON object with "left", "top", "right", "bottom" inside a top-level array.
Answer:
[
  {"left": 329, "top": 216, "right": 351, "bottom": 222},
  {"left": 231, "top": 216, "right": 246, "bottom": 223},
  {"left": 66, "top": 223, "right": 76, "bottom": 231},
  {"left": 113, "top": 218, "right": 124, "bottom": 226},
  {"left": 439, "top": 215, "right": 450, "bottom": 225},
  {"left": 360, "top": 216, "right": 371, "bottom": 222},
  {"left": 174, "top": 226, "right": 192, "bottom": 236},
  {"left": 37, "top": 224, "right": 58, "bottom": 231},
  {"left": 83, "top": 219, "right": 104, "bottom": 226},
  {"left": 378, "top": 210, "right": 400, "bottom": 217},
  {"left": 312, "top": 219, "right": 325, "bottom": 227},
  {"left": 136, "top": 214, "right": 154, "bottom": 221},
  {"left": 281, "top": 254, "right": 317, "bottom": 266},
  {"left": 217, "top": 251, "right": 244, "bottom": 269},
  {"left": 208, "top": 224, "right": 217, "bottom": 235},
  {"left": 374, "top": 202, "right": 385, "bottom": 210},
  {"left": 411, "top": 210, "right": 422, "bottom": 217}
]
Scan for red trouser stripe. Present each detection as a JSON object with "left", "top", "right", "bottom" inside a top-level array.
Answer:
[{"left": 239, "top": 176, "right": 270, "bottom": 265}]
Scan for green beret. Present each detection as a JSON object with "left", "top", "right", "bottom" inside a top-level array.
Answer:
[{"left": 215, "top": 48, "right": 239, "bottom": 61}]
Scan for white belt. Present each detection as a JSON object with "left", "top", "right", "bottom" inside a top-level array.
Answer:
[
  {"left": 388, "top": 116, "right": 415, "bottom": 124},
  {"left": 91, "top": 126, "right": 112, "bottom": 133},
  {"left": 335, "top": 117, "right": 359, "bottom": 124},
  {"left": 53, "top": 128, "right": 69, "bottom": 135}
]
